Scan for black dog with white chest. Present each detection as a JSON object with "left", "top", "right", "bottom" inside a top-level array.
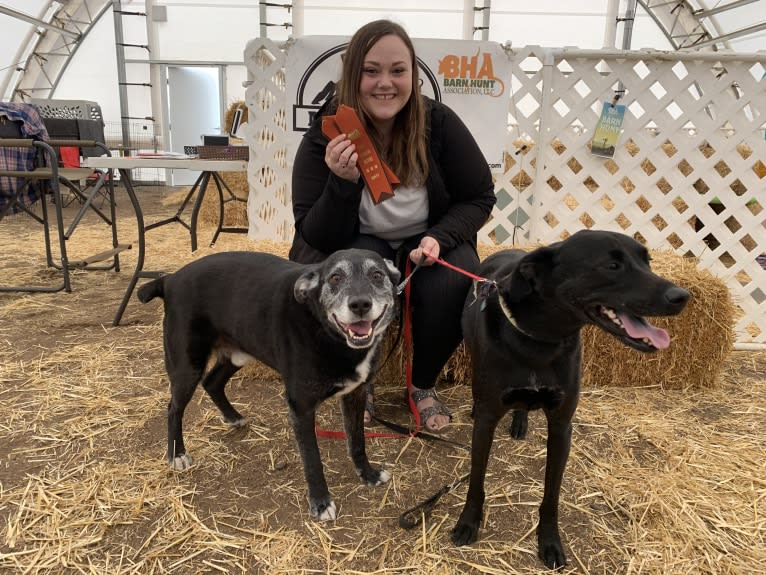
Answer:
[
  {"left": 137, "top": 249, "right": 400, "bottom": 521},
  {"left": 451, "top": 230, "right": 690, "bottom": 569}
]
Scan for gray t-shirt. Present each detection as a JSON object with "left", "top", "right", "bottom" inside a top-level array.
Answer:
[{"left": 359, "top": 184, "right": 429, "bottom": 248}]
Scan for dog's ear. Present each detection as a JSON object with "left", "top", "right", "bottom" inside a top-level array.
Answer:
[
  {"left": 507, "top": 246, "right": 557, "bottom": 302},
  {"left": 383, "top": 258, "right": 401, "bottom": 285},
  {"left": 294, "top": 269, "right": 320, "bottom": 303}
]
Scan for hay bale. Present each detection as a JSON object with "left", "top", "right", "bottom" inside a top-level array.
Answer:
[
  {"left": 197, "top": 170, "right": 250, "bottom": 228},
  {"left": 237, "top": 240, "right": 290, "bottom": 381},
  {"left": 233, "top": 241, "right": 735, "bottom": 390},
  {"left": 198, "top": 101, "right": 250, "bottom": 228},
  {"left": 580, "top": 252, "right": 736, "bottom": 389}
]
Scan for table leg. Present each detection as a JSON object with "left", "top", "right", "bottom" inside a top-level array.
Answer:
[
  {"left": 209, "top": 172, "right": 226, "bottom": 247},
  {"left": 144, "top": 171, "right": 204, "bottom": 234},
  {"left": 189, "top": 171, "right": 213, "bottom": 252},
  {"left": 208, "top": 171, "right": 249, "bottom": 246},
  {"left": 106, "top": 169, "right": 121, "bottom": 272},
  {"left": 112, "top": 168, "right": 148, "bottom": 326}
]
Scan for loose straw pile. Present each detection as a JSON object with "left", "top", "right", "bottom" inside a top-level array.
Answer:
[{"left": 0, "top": 189, "right": 760, "bottom": 575}]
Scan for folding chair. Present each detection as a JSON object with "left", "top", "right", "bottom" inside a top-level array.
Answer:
[{"left": 0, "top": 101, "right": 128, "bottom": 293}]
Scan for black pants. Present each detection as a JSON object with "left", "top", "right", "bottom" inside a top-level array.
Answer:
[{"left": 347, "top": 234, "right": 478, "bottom": 391}]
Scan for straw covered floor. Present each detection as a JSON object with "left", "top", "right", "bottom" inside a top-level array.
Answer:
[{"left": 0, "top": 185, "right": 763, "bottom": 574}]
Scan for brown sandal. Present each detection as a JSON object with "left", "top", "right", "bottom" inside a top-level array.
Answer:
[{"left": 409, "top": 387, "right": 452, "bottom": 431}]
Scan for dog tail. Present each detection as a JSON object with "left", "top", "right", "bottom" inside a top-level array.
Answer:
[{"left": 137, "top": 276, "right": 166, "bottom": 303}]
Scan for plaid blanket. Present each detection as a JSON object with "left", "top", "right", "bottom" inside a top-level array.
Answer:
[{"left": 0, "top": 102, "right": 50, "bottom": 214}]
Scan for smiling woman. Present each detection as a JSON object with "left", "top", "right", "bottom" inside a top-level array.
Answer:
[
  {"left": 356, "top": 35, "right": 414, "bottom": 149},
  {"left": 289, "top": 19, "right": 497, "bottom": 432}
]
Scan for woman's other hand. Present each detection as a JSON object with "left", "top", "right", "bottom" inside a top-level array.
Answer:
[
  {"left": 410, "top": 236, "right": 440, "bottom": 266},
  {"left": 325, "top": 134, "right": 360, "bottom": 181}
]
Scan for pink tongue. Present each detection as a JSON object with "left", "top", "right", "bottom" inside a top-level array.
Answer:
[
  {"left": 617, "top": 313, "right": 670, "bottom": 349},
  {"left": 348, "top": 320, "right": 372, "bottom": 337}
]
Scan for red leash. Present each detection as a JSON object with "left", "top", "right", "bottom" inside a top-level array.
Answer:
[
  {"left": 315, "top": 258, "right": 422, "bottom": 441},
  {"left": 315, "top": 251, "right": 491, "bottom": 441},
  {"left": 403, "top": 257, "right": 422, "bottom": 429},
  {"left": 424, "top": 253, "right": 488, "bottom": 283},
  {"left": 314, "top": 258, "right": 420, "bottom": 439},
  {"left": 314, "top": 428, "right": 408, "bottom": 440},
  {"left": 424, "top": 249, "right": 498, "bottom": 306}
]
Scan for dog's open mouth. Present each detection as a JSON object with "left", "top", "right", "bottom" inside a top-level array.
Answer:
[
  {"left": 334, "top": 306, "right": 388, "bottom": 348},
  {"left": 591, "top": 305, "right": 670, "bottom": 351}
]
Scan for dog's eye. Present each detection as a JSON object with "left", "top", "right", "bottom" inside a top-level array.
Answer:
[
  {"left": 371, "top": 270, "right": 384, "bottom": 282},
  {"left": 329, "top": 273, "right": 343, "bottom": 286},
  {"left": 607, "top": 261, "right": 622, "bottom": 270}
]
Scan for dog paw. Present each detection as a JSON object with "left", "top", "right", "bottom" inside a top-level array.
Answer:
[
  {"left": 450, "top": 521, "right": 479, "bottom": 546},
  {"left": 371, "top": 468, "right": 392, "bottom": 486},
  {"left": 223, "top": 415, "right": 248, "bottom": 428},
  {"left": 538, "top": 529, "right": 567, "bottom": 569},
  {"left": 170, "top": 453, "right": 193, "bottom": 471},
  {"left": 309, "top": 498, "right": 337, "bottom": 521},
  {"left": 538, "top": 542, "right": 567, "bottom": 570},
  {"left": 358, "top": 466, "right": 391, "bottom": 486}
]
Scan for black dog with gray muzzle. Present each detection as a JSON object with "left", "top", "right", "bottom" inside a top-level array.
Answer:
[{"left": 138, "top": 249, "right": 400, "bottom": 521}]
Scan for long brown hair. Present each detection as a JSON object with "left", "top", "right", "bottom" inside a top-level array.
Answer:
[{"left": 336, "top": 20, "right": 428, "bottom": 186}]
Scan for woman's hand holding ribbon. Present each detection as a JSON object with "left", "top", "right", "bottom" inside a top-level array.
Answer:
[{"left": 325, "top": 134, "right": 359, "bottom": 181}]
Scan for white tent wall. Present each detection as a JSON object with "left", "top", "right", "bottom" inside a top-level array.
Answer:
[
  {"left": 52, "top": 17, "right": 122, "bottom": 125},
  {"left": 0, "top": 0, "right": 680, "bottom": 115},
  {"left": 64, "top": 1, "right": 257, "bottom": 151},
  {"left": 0, "top": 0, "right": 58, "bottom": 99},
  {"left": 1, "top": 0, "right": 260, "bottom": 150},
  {"left": 486, "top": 1, "right": 664, "bottom": 49},
  {"left": 293, "top": 0, "right": 673, "bottom": 47},
  {"left": 3, "top": 1, "right": 762, "bottom": 127},
  {"left": 151, "top": 4, "right": 263, "bottom": 60}
]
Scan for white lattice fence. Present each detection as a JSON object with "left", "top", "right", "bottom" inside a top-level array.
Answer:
[
  {"left": 244, "top": 42, "right": 766, "bottom": 347},
  {"left": 530, "top": 48, "right": 766, "bottom": 347},
  {"left": 244, "top": 38, "right": 292, "bottom": 242},
  {"left": 478, "top": 45, "right": 547, "bottom": 247}
]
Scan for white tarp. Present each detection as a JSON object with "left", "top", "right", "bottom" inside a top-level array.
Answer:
[{"left": 286, "top": 36, "right": 510, "bottom": 171}]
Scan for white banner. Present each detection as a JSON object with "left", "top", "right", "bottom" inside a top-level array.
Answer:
[{"left": 286, "top": 36, "right": 509, "bottom": 171}]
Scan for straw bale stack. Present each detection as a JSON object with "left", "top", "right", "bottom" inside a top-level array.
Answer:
[
  {"left": 198, "top": 101, "right": 250, "bottom": 228},
  {"left": 237, "top": 240, "right": 735, "bottom": 390},
  {"left": 439, "top": 244, "right": 735, "bottom": 390},
  {"left": 579, "top": 251, "right": 736, "bottom": 389},
  {"left": 239, "top": 240, "right": 289, "bottom": 381}
]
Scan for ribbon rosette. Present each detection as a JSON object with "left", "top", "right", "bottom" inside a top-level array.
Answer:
[{"left": 322, "top": 105, "right": 399, "bottom": 204}]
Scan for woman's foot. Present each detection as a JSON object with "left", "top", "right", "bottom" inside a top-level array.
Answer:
[{"left": 410, "top": 387, "right": 452, "bottom": 431}]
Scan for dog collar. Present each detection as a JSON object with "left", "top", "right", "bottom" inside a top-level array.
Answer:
[{"left": 498, "top": 293, "right": 536, "bottom": 339}]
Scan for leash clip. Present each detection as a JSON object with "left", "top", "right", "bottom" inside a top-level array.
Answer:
[
  {"left": 396, "top": 256, "right": 426, "bottom": 295},
  {"left": 468, "top": 279, "right": 498, "bottom": 309}
]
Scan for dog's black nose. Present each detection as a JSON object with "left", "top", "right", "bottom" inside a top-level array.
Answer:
[
  {"left": 665, "top": 286, "right": 690, "bottom": 307},
  {"left": 348, "top": 296, "right": 372, "bottom": 316}
]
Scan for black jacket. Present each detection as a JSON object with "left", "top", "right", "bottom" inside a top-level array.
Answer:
[{"left": 289, "top": 96, "right": 496, "bottom": 263}]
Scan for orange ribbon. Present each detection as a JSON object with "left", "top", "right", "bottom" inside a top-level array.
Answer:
[{"left": 322, "top": 105, "right": 399, "bottom": 204}]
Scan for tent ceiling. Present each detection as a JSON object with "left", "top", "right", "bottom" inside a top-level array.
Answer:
[
  {"left": 1, "top": 0, "right": 112, "bottom": 101},
  {"left": 2, "top": 0, "right": 764, "bottom": 102},
  {"left": 639, "top": 0, "right": 765, "bottom": 50}
]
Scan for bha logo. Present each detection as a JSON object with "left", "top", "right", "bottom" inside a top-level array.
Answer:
[
  {"left": 438, "top": 50, "right": 505, "bottom": 97},
  {"left": 292, "top": 43, "right": 442, "bottom": 132}
]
